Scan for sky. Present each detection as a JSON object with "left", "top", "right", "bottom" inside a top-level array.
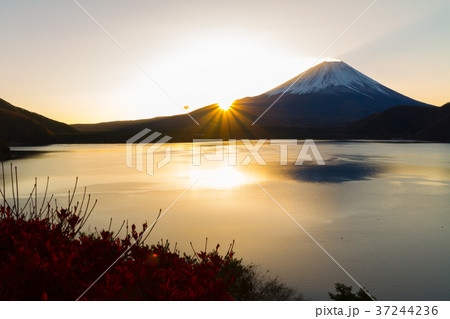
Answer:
[{"left": 1, "top": 0, "right": 449, "bottom": 124}]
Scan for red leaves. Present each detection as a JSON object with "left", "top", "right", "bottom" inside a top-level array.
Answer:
[{"left": 0, "top": 205, "right": 238, "bottom": 300}]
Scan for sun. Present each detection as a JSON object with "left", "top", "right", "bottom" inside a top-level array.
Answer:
[
  {"left": 218, "top": 100, "right": 234, "bottom": 111},
  {"left": 219, "top": 104, "right": 230, "bottom": 111}
]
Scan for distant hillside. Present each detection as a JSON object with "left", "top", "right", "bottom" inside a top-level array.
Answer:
[
  {"left": 71, "top": 102, "right": 450, "bottom": 143},
  {"left": 72, "top": 104, "right": 264, "bottom": 142},
  {"left": 0, "top": 98, "right": 79, "bottom": 145},
  {"left": 346, "top": 102, "right": 450, "bottom": 141},
  {"left": 5, "top": 95, "right": 447, "bottom": 145}
]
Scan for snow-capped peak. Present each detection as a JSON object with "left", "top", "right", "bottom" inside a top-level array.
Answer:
[{"left": 266, "top": 61, "right": 391, "bottom": 97}]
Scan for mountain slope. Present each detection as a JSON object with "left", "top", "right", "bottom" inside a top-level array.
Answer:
[
  {"left": 72, "top": 103, "right": 264, "bottom": 142},
  {"left": 0, "top": 98, "right": 79, "bottom": 145},
  {"left": 346, "top": 102, "right": 450, "bottom": 141}
]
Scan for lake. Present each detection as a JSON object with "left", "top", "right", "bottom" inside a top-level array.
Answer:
[{"left": 4, "top": 141, "right": 450, "bottom": 300}]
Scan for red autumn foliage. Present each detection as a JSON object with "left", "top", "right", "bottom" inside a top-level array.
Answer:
[{"left": 0, "top": 205, "right": 240, "bottom": 300}]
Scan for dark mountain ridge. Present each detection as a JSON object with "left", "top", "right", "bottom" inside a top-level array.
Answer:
[
  {"left": 0, "top": 98, "right": 78, "bottom": 145},
  {"left": 346, "top": 102, "right": 450, "bottom": 142}
]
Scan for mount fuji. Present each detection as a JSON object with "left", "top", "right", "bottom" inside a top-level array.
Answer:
[
  {"left": 234, "top": 61, "right": 432, "bottom": 127},
  {"left": 267, "top": 61, "right": 398, "bottom": 97},
  {"left": 72, "top": 61, "right": 436, "bottom": 142}
]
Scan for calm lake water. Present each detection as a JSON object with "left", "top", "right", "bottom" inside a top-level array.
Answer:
[{"left": 4, "top": 141, "right": 450, "bottom": 300}]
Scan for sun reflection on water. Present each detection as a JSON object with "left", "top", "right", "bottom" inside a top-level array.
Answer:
[{"left": 189, "top": 165, "right": 250, "bottom": 189}]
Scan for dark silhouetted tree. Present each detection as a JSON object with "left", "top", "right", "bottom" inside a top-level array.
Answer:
[{"left": 329, "top": 282, "right": 376, "bottom": 301}]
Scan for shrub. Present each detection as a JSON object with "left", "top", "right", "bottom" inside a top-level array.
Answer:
[{"left": 0, "top": 164, "right": 302, "bottom": 300}]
